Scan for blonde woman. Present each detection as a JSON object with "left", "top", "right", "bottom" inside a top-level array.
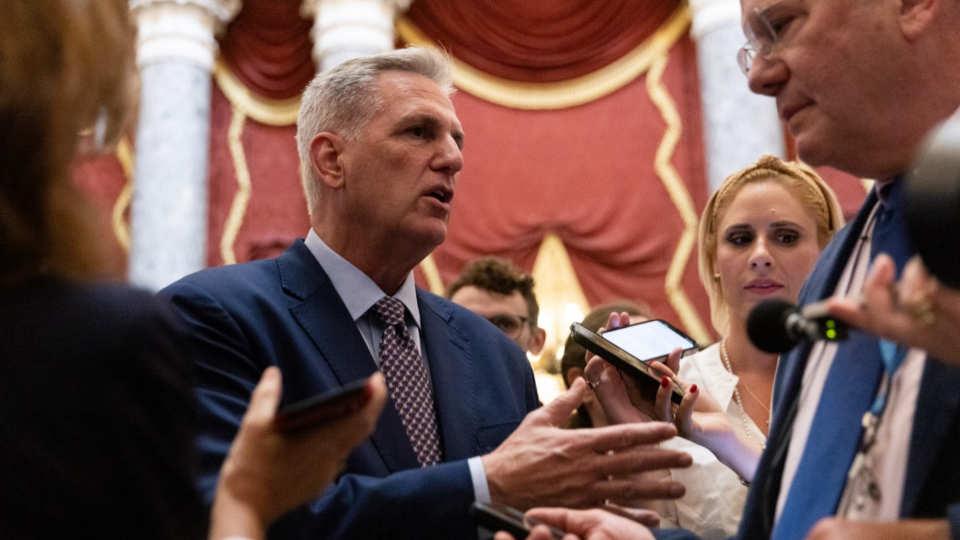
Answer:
[{"left": 586, "top": 155, "right": 845, "bottom": 538}]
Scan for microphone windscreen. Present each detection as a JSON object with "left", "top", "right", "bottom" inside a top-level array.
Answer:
[
  {"left": 906, "top": 114, "right": 960, "bottom": 290},
  {"left": 747, "top": 299, "right": 800, "bottom": 353}
]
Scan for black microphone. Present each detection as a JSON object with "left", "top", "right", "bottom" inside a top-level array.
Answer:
[
  {"left": 906, "top": 110, "right": 960, "bottom": 290},
  {"left": 746, "top": 299, "right": 849, "bottom": 353}
]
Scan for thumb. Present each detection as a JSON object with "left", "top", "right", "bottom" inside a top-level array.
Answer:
[
  {"left": 539, "top": 377, "right": 586, "bottom": 427},
  {"left": 247, "top": 366, "right": 282, "bottom": 422}
]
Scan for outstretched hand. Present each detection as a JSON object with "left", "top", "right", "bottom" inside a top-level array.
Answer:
[
  {"left": 496, "top": 507, "right": 656, "bottom": 540},
  {"left": 481, "top": 378, "right": 692, "bottom": 511},
  {"left": 210, "top": 368, "right": 388, "bottom": 540},
  {"left": 827, "top": 254, "right": 960, "bottom": 363}
]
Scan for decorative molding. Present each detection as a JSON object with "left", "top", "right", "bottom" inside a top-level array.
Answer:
[
  {"left": 645, "top": 52, "right": 712, "bottom": 345},
  {"left": 220, "top": 107, "right": 253, "bottom": 265},
  {"left": 396, "top": 4, "right": 691, "bottom": 110},
  {"left": 111, "top": 137, "right": 136, "bottom": 252},
  {"left": 418, "top": 254, "right": 445, "bottom": 296},
  {"left": 213, "top": 58, "right": 302, "bottom": 126},
  {"left": 531, "top": 233, "right": 590, "bottom": 370}
]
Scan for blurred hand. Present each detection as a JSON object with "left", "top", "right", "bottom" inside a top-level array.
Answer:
[
  {"left": 827, "top": 255, "right": 960, "bottom": 363},
  {"left": 481, "top": 378, "right": 692, "bottom": 511},
  {"left": 805, "top": 517, "right": 949, "bottom": 540},
  {"left": 209, "top": 367, "right": 388, "bottom": 540},
  {"left": 525, "top": 508, "right": 657, "bottom": 540}
]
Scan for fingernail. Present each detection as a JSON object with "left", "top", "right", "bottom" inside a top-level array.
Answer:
[
  {"left": 661, "top": 376, "right": 670, "bottom": 389},
  {"left": 690, "top": 384, "right": 698, "bottom": 393}
]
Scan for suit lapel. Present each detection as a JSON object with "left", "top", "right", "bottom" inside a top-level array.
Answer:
[
  {"left": 418, "top": 290, "right": 479, "bottom": 461},
  {"left": 900, "top": 358, "right": 960, "bottom": 514},
  {"left": 279, "top": 241, "right": 420, "bottom": 472},
  {"left": 752, "top": 192, "right": 880, "bottom": 536}
]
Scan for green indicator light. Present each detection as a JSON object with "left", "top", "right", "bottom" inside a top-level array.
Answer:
[
  {"left": 826, "top": 320, "right": 836, "bottom": 329},
  {"left": 826, "top": 329, "right": 837, "bottom": 340}
]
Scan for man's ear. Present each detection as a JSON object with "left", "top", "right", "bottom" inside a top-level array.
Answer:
[
  {"left": 898, "top": 0, "right": 936, "bottom": 40},
  {"left": 310, "top": 132, "right": 346, "bottom": 189},
  {"left": 529, "top": 326, "right": 547, "bottom": 355}
]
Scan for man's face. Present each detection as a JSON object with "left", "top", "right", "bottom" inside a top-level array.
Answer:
[
  {"left": 338, "top": 71, "right": 464, "bottom": 254},
  {"left": 450, "top": 285, "right": 544, "bottom": 354},
  {"left": 741, "top": 0, "right": 916, "bottom": 178}
]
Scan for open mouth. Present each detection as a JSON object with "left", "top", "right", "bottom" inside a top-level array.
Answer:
[{"left": 425, "top": 188, "right": 453, "bottom": 204}]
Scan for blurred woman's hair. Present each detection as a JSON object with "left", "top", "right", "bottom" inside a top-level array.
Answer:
[
  {"left": 0, "top": 0, "right": 134, "bottom": 284},
  {"left": 697, "top": 154, "right": 846, "bottom": 335}
]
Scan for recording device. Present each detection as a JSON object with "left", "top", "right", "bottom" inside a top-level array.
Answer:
[
  {"left": 470, "top": 502, "right": 565, "bottom": 540},
  {"left": 570, "top": 320, "right": 697, "bottom": 404},
  {"left": 746, "top": 299, "right": 849, "bottom": 354},
  {"left": 273, "top": 377, "right": 373, "bottom": 433},
  {"left": 906, "top": 110, "right": 960, "bottom": 290}
]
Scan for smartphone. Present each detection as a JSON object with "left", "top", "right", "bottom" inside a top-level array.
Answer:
[
  {"left": 570, "top": 320, "right": 697, "bottom": 405},
  {"left": 273, "top": 377, "right": 373, "bottom": 434},
  {"left": 470, "top": 502, "right": 565, "bottom": 540}
]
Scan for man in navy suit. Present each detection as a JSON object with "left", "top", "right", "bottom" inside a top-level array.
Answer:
[
  {"left": 511, "top": 0, "right": 960, "bottom": 539},
  {"left": 161, "top": 47, "right": 693, "bottom": 540}
]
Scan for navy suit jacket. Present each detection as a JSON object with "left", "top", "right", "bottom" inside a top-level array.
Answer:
[
  {"left": 160, "top": 239, "right": 540, "bottom": 540},
  {"left": 657, "top": 189, "right": 960, "bottom": 540}
]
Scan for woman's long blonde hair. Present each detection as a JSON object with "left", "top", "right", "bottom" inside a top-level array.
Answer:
[
  {"left": 697, "top": 155, "right": 846, "bottom": 335},
  {"left": 0, "top": 0, "right": 134, "bottom": 284}
]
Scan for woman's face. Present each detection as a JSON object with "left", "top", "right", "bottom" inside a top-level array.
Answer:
[{"left": 714, "top": 180, "right": 822, "bottom": 326}]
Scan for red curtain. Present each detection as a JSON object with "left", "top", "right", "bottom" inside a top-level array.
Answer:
[{"left": 406, "top": 0, "right": 679, "bottom": 82}]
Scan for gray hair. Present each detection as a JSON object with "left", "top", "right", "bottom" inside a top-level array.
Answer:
[{"left": 295, "top": 46, "right": 455, "bottom": 217}]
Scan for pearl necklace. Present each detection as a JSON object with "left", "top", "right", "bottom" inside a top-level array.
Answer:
[{"left": 719, "top": 339, "right": 767, "bottom": 448}]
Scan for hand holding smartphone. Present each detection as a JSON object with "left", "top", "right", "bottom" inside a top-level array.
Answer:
[
  {"left": 273, "top": 377, "right": 373, "bottom": 433},
  {"left": 470, "top": 502, "right": 565, "bottom": 540},
  {"left": 570, "top": 319, "right": 698, "bottom": 404}
]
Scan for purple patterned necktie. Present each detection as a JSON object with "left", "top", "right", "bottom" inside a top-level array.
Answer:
[{"left": 373, "top": 296, "right": 442, "bottom": 467}]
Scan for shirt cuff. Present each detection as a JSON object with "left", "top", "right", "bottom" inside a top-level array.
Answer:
[{"left": 468, "top": 456, "right": 491, "bottom": 503}]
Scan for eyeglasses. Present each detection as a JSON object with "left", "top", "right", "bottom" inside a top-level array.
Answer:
[
  {"left": 485, "top": 314, "right": 530, "bottom": 339},
  {"left": 736, "top": 1, "right": 791, "bottom": 76}
]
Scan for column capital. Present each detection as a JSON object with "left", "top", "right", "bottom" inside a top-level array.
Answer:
[
  {"left": 688, "top": 0, "right": 742, "bottom": 40},
  {"left": 130, "top": 0, "right": 242, "bottom": 70},
  {"left": 300, "top": 0, "right": 411, "bottom": 20}
]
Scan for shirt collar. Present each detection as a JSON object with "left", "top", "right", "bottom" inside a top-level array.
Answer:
[{"left": 304, "top": 228, "right": 421, "bottom": 328}]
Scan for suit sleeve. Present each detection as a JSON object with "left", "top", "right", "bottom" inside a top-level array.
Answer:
[{"left": 160, "top": 281, "right": 481, "bottom": 540}]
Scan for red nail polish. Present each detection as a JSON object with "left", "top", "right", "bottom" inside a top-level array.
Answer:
[
  {"left": 690, "top": 384, "right": 698, "bottom": 393},
  {"left": 661, "top": 376, "right": 670, "bottom": 389}
]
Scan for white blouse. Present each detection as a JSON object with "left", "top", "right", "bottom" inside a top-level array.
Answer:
[{"left": 650, "top": 343, "right": 767, "bottom": 539}]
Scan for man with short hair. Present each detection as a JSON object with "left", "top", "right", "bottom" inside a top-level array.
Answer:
[
  {"left": 517, "top": 0, "right": 960, "bottom": 539},
  {"left": 448, "top": 256, "right": 547, "bottom": 355},
  {"left": 161, "top": 47, "right": 691, "bottom": 540}
]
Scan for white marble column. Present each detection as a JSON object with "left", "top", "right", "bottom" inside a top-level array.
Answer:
[
  {"left": 690, "top": 0, "right": 785, "bottom": 193},
  {"left": 128, "top": 0, "right": 240, "bottom": 290},
  {"left": 302, "top": 0, "right": 412, "bottom": 72}
]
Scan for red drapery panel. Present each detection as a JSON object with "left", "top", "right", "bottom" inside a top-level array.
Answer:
[
  {"left": 406, "top": 0, "right": 679, "bottom": 82},
  {"left": 217, "top": 0, "right": 315, "bottom": 100}
]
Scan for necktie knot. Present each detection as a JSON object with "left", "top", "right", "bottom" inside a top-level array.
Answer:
[{"left": 374, "top": 296, "right": 406, "bottom": 327}]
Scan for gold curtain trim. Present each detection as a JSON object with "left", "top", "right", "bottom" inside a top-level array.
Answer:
[
  {"left": 646, "top": 52, "right": 711, "bottom": 345},
  {"left": 419, "top": 254, "right": 446, "bottom": 295},
  {"left": 213, "top": 58, "right": 302, "bottom": 126},
  {"left": 221, "top": 108, "right": 253, "bottom": 265},
  {"left": 111, "top": 136, "right": 136, "bottom": 252},
  {"left": 396, "top": 5, "right": 691, "bottom": 110}
]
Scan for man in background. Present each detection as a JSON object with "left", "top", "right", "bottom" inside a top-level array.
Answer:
[{"left": 448, "top": 256, "right": 546, "bottom": 355}]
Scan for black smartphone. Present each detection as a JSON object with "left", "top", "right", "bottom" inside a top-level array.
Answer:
[
  {"left": 273, "top": 377, "right": 373, "bottom": 434},
  {"left": 570, "top": 319, "right": 697, "bottom": 405},
  {"left": 470, "top": 502, "right": 565, "bottom": 540}
]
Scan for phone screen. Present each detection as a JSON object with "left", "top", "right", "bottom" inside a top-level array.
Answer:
[{"left": 602, "top": 320, "right": 697, "bottom": 363}]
